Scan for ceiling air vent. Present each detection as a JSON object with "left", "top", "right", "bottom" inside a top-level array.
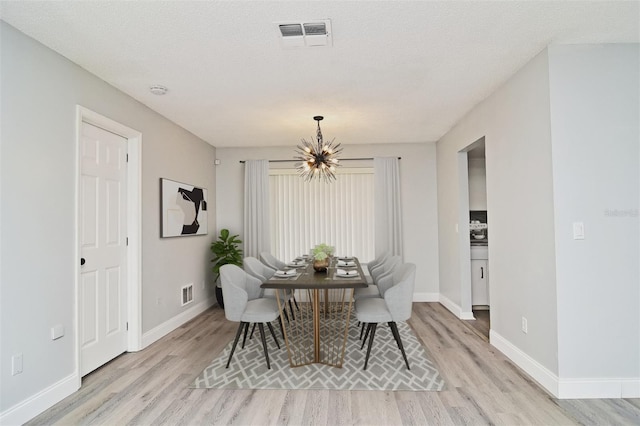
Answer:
[
  {"left": 277, "top": 19, "right": 332, "bottom": 48},
  {"left": 303, "top": 22, "right": 326, "bottom": 36},
  {"left": 279, "top": 24, "right": 303, "bottom": 37}
]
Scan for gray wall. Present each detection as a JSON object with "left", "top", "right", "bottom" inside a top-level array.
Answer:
[
  {"left": 548, "top": 44, "right": 639, "bottom": 382},
  {"left": 468, "top": 158, "right": 487, "bottom": 211},
  {"left": 437, "top": 48, "right": 560, "bottom": 373},
  {"left": 437, "top": 43, "right": 640, "bottom": 394},
  {"left": 1, "top": 22, "right": 216, "bottom": 413},
  {"left": 215, "top": 143, "right": 440, "bottom": 299}
]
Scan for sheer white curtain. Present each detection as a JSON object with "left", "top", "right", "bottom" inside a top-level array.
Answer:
[
  {"left": 243, "top": 160, "right": 271, "bottom": 258},
  {"left": 374, "top": 157, "right": 403, "bottom": 259},
  {"left": 269, "top": 169, "right": 374, "bottom": 262}
]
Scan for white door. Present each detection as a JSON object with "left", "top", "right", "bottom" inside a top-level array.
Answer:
[{"left": 80, "top": 122, "right": 128, "bottom": 376}]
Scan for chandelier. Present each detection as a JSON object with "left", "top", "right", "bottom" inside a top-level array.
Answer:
[{"left": 295, "top": 116, "right": 342, "bottom": 182}]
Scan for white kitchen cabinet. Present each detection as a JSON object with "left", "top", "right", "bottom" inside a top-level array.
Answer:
[{"left": 471, "top": 259, "right": 489, "bottom": 306}]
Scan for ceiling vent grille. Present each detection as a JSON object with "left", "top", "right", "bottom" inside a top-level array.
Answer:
[
  {"left": 302, "top": 22, "right": 326, "bottom": 36},
  {"left": 279, "top": 24, "right": 303, "bottom": 37},
  {"left": 277, "top": 19, "right": 332, "bottom": 48}
]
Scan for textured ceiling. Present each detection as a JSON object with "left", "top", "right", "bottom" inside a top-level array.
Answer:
[{"left": 1, "top": 1, "right": 638, "bottom": 147}]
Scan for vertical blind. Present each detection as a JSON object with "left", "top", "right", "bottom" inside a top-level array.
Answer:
[{"left": 269, "top": 168, "right": 375, "bottom": 263}]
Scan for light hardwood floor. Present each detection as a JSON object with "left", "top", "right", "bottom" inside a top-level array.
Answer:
[
  {"left": 27, "top": 302, "right": 639, "bottom": 425},
  {"left": 462, "top": 308, "right": 490, "bottom": 342}
]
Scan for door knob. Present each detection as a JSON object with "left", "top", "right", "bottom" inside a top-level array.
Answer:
[{"left": 81, "top": 258, "right": 86, "bottom": 266}]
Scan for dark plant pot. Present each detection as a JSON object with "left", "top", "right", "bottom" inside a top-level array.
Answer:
[{"left": 215, "top": 286, "right": 224, "bottom": 308}]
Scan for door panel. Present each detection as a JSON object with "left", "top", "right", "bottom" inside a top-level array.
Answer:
[
  {"left": 81, "top": 271, "right": 98, "bottom": 346},
  {"left": 80, "top": 122, "right": 128, "bottom": 376}
]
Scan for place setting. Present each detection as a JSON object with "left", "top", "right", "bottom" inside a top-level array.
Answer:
[
  {"left": 286, "top": 258, "right": 307, "bottom": 268},
  {"left": 272, "top": 269, "right": 299, "bottom": 279},
  {"left": 334, "top": 268, "right": 360, "bottom": 279}
]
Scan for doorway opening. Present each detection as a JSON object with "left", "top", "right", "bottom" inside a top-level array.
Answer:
[{"left": 458, "top": 137, "right": 490, "bottom": 340}]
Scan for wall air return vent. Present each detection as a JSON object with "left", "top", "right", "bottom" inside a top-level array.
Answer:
[{"left": 277, "top": 19, "right": 332, "bottom": 48}]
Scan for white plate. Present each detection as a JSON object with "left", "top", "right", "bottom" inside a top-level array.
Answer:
[{"left": 336, "top": 272, "right": 360, "bottom": 278}]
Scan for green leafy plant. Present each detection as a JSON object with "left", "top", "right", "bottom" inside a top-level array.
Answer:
[
  {"left": 210, "top": 229, "right": 243, "bottom": 285},
  {"left": 312, "top": 243, "right": 334, "bottom": 261}
]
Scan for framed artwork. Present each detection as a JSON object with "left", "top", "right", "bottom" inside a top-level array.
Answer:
[{"left": 161, "top": 178, "right": 208, "bottom": 237}]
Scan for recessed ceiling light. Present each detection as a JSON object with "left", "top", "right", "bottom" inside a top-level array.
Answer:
[{"left": 149, "top": 84, "right": 168, "bottom": 95}]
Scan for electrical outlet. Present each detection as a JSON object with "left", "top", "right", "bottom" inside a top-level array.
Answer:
[
  {"left": 521, "top": 317, "right": 528, "bottom": 334},
  {"left": 12, "top": 353, "right": 23, "bottom": 375},
  {"left": 156, "top": 297, "right": 163, "bottom": 306}
]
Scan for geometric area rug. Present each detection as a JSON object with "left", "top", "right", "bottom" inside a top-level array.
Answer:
[{"left": 192, "top": 320, "right": 445, "bottom": 391}]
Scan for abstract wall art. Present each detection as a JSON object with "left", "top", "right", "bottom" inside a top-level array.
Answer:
[{"left": 161, "top": 178, "right": 208, "bottom": 237}]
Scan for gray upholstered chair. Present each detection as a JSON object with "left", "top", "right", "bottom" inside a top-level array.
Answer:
[
  {"left": 259, "top": 252, "right": 286, "bottom": 271},
  {"left": 243, "top": 256, "right": 295, "bottom": 321},
  {"left": 243, "top": 256, "right": 276, "bottom": 283},
  {"left": 354, "top": 255, "right": 401, "bottom": 301},
  {"left": 364, "top": 251, "right": 390, "bottom": 284},
  {"left": 355, "top": 263, "right": 416, "bottom": 370},
  {"left": 220, "top": 264, "right": 281, "bottom": 369},
  {"left": 256, "top": 253, "right": 300, "bottom": 314},
  {"left": 370, "top": 254, "right": 400, "bottom": 284}
]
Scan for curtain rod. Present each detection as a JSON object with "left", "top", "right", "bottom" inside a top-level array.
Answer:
[{"left": 239, "top": 157, "right": 401, "bottom": 164}]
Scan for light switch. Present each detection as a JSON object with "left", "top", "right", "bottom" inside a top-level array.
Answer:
[
  {"left": 572, "top": 222, "right": 585, "bottom": 240},
  {"left": 51, "top": 324, "right": 65, "bottom": 340}
]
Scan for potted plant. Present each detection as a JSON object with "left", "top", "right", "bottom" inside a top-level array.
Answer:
[
  {"left": 311, "top": 243, "right": 334, "bottom": 272},
  {"left": 210, "top": 229, "right": 243, "bottom": 308}
]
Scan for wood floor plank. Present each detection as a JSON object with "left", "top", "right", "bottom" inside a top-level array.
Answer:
[
  {"left": 24, "top": 303, "right": 640, "bottom": 426},
  {"left": 394, "top": 391, "right": 430, "bottom": 425},
  {"left": 350, "top": 390, "right": 403, "bottom": 425}
]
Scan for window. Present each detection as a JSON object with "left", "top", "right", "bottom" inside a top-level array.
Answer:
[{"left": 269, "top": 168, "right": 374, "bottom": 263}]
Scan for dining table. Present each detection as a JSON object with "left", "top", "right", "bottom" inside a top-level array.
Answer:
[{"left": 261, "top": 256, "right": 367, "bottom": 368}]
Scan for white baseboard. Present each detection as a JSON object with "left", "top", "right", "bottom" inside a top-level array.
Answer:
[
  {"left": 557, "top": 378, "right": 640, "bottom": 399},
  {"left": 0, "top": 373, "right": 79, "bottom": 426},
  {"left": 439, "top": 294, "right": 474, "bottom": 320},
  {"left": 413, "top": 292, "right": 439, "bottom": 302},
  {"left": 490, "top": 330, "right": 640, "bottom": 399},
  {"left": 142, "top": 297, "right": 216, "bottom": 348},
  {"left": 490, "top": 329, "right": 559, "bottom": 397}
]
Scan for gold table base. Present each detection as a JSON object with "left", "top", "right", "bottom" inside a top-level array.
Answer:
[{"left": 276, "top": 288, "right": 354, "bottom": 368}]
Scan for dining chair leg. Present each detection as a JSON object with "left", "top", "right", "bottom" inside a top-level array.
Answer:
[
  {"left": 293, "top": 295, "right": 300, "bottom": 311},
  {"left": 278, "top": 316, "right": 285, "bottom": 339},
  {"left": 249, "top": 323, "right": 257, "bottom": 340},
  {"left": 288, "top": 300, "right": 296, "bottom": 320},
  {"left": 241, "top": 322, "right": 251, "bottom": 349},
  {"left": 363, "top": 323, "right": 377, "bottom": 370},
  {"left": 361, "top": 323, "right": 372, "bottom": 349},
  {"left": 359, "top": 322, "right": 366, "bottom": 340},
  {"left": 267, "top": 322, "right": 280, "bottom": 349},
  {"left": 388, "top": 321, "right": 410, "bottom": 370},
  {"left": 226, "top": 322, "right": 245, "bottom": 368},
  {"left": 258, "top": 323, "right": 271, "bottom": 369}
]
